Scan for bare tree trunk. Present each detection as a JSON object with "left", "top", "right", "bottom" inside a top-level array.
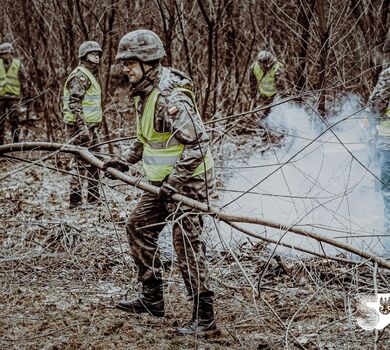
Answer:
[
  {"left": 296, "top": 0, "right": 315, "bottom": 93},
  {"left": 155, "top": 0, "right": 176, "bottom": 67},
  {"left": 197, "top": 0, "right": 214, "bottom": 120},
  {"left": 315, "top": 0, "right": 329, "bottom": 116},
  {"left": 20, "top": 0, "right": 52, "bottom": 141},
  {"left": 229, "top": 0, "right": 256, "bottom": 115},
  {"left": 75, "top": 0, "right": 89, "bottom": 40},
  {"left": 101, "top": 1, "right": 116, "bottom": 154},
  {"left": 175, "top": 0, "right": 193, "bottom": 79}
]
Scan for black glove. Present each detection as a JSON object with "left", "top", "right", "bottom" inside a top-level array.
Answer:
[
  {"left": 158, "top": 183, "right": 178, "bottom": 201},
  {"left": 102, "top": 160, "right": 129, "bottom": 178}
]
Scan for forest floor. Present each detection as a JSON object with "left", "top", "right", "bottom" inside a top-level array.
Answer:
[{"left": 1, "top": 132, "right": 390, "bottom": 350}]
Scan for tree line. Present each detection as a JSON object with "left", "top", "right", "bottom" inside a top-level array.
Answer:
[{"left": 1, "top": 0, "right": 389, "bottom": 141}]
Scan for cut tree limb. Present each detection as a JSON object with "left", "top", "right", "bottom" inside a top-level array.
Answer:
[{"left": 1, "top": 141, "right": 389, "bottom": 270}]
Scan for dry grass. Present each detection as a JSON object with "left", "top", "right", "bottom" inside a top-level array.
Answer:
[{"left": 1, "top": 158, "right": 390, "bottom": 349}]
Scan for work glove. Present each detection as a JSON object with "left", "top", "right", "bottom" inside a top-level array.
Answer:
[
  {"left": 158, "top": 183, "right": 178, "bottom": 201},
  {"left": 102, "top": 160, "right": 129, "bottom": 179}
]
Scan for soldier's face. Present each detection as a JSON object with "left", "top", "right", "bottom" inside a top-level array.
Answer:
[
  {"left": 86, "top": 52, "right": 100, "bottom": 64},
  {"left": 260, "top": 62, "right": 270, "bottom": 71},
  {"left": 0, "top": 53, "right": 11, "bottom": 60},
  {"left": 122, "top": 60, "right": 144, "bottom": 83}
]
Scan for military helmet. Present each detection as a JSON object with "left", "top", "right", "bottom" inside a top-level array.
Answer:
[
  {"left": 0, "top": 42, "right": 13, "bottom": 54},
  {"left": 116, "top": 29, "right": 166, "bottom": 62},
  {"left": 78, "top": 41, "right": 102, "bottom": 59},
  {"left": 257, "top": 50, "right": 276, "bottom": 65}
]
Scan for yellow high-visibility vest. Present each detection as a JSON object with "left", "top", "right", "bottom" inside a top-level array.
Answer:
[
  {"left": 253, "top": 61, "right": 282, "bottom": 97},
  {"left": 0, "top": 58, "right": 21, "bottom": 97},
  {"left": 63, "top": 66, "right": 102, "bottom": 124},
  {"left": 135, "top": 87, "right": 214, "bottom": 182}
]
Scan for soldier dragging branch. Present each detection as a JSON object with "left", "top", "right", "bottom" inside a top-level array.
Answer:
[{"left": 103, "top": 29, "right": 217, "bottom": 335}]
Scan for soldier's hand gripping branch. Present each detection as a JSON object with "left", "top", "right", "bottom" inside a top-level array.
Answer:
[
  {"left": 102, "top": 159, "right": 130, "bottom": 179},
  {"left": 158, "top": 182, "right": 178, "bottom": 201}
]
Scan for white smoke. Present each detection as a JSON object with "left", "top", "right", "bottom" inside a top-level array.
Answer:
[{"left": 219, "top": 94, "right": 389, "bottom": 257}]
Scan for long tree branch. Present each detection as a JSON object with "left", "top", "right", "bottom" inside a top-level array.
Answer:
[{"left": 1, "top": 142, "right": 390, "bottom": 270}]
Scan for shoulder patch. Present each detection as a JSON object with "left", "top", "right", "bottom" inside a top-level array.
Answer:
[{"left": 168, "top": 105, "right": 179, "bottom": 115}]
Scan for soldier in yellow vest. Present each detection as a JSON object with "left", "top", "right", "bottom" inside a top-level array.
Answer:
[
  {"left": 103, "top": 30, "right": 216, "bottom": 335},
  {"left": 63, "top": 41, "right": 103, "bottom": 208},
  {"left": 250, "top": 50, "right": 285, "bottom": 118},
  {"left": 0, "top": 42, "right": 25, "bottom": 145}
]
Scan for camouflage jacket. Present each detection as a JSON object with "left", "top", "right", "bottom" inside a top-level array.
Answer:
[
  {"left": 367, "top": 67, "right": 390, "bottom": 116},
  {"left": 124, "top": 65, "right": 215, "bottom": 199},
  {"left": 65, "top": 63, "right": 99, "bottom": 128}
]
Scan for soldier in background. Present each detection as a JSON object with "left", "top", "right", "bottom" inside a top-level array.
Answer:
[
  {"left": 63, "top": 41, "right": 103, "bottom": 208},
  {"left": 0, "top": 42, "right": 26, "bottom": 145},
  {"left": 250, "top": 50, "right": 286, "bottom": 118},
  {"left": 249, "top": 50, "right": 286, "bottom": 142}
]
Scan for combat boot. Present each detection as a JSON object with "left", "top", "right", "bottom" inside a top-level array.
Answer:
[
  {"left": 175, "top": 294, "right": 217, "bottom": 335},
  {"left": 116, "top": 281, "right": 165, "bottom": 317}
]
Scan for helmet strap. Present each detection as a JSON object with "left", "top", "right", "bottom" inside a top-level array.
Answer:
[
  {"left": 140, "top": 61, "right": 155, "bottom": 84},
  {"left": 80, "top": 58, "right": 99, "bottom": 72},
  {"left": 131, "top": 60, "right": 156, "bottom": 88}
]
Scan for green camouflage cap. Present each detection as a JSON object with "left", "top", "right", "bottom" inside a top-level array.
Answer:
[
  {"left": 78, "top": 41, "right": 102, "bottom": 59},
  {"left": 116, "top": 29, "right": 166, "bottom": 62},
  {"left": 257, "top": 50, "right": 276, "bottom": 65},
  {"left": 0, "top": 42, "right": 13, "bottom": 54}
]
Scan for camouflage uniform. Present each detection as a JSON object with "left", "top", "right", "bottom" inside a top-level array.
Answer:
[
  {"left": 65, "top": 63, "right": 101, "bottom": 205},
  {"left": 368, "top": 67, "right": 390, "bottom": 240},
  {"left": 367, "top": 67, "right": 390, "bottom": 124},
  {"left": 123, "top": 65, "right": 215, "bottom": 298},
  {"left": 249, "top": 59, "right": 286, "bottom": 118},
  {"left": 0, "top": 58, "right": 26, "bottom": 145},
  {"left": 248, "top": 55, "right": 286, "bottom": 143}
]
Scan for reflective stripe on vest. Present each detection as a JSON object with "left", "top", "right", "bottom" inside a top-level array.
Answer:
[
  {"left": 135, "top": 87, "right": 214, "bottom": 182},
  {"left": 253, "top": 62, "right": 281, "bottom": 98},
  {"left": 0, "top": 59, "right": 21, "bottom": 96},
  {"left": 63, "top": 66, "right": 102, "bottom": 124}
]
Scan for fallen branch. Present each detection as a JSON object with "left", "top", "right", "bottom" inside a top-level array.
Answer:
[
  {"left": 0, "top": 252, "right": 67, "bottom": 263},
  {"left": 3, "top": 150, "right": 360, "bottom": 265},
  {"left": 1, "top": 141, "right": 389, "bottom": 270}
]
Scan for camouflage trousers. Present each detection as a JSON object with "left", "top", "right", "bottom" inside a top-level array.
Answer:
[
  {"left": 0, "top": 99, "right": 21, "bottom": 145},
  {"left": 67, "top": 124, "right": 101, "bottom": 205},
  {"left": 126, "top": 191, "right": 213, "bottom": 297},
  {"left": 257, "top": 95, "right": 275, "bottom": 119}
]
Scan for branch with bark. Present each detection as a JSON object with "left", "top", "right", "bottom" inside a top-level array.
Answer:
[{"left": 1, "top": 141, "right": 389, "bottom": 270}]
